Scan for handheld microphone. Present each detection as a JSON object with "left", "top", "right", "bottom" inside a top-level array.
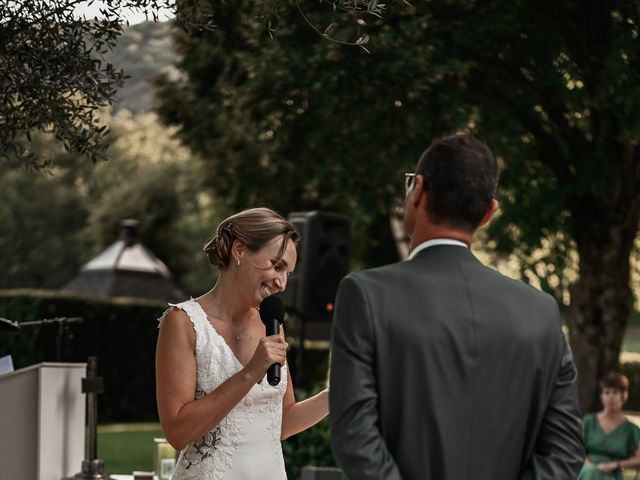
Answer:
[{"left": 259, "top": 295, "right": 286, "bottom": 386}]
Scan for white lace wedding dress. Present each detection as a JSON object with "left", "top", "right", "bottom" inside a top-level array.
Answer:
[{"left": 158, "top": 298, "right": 288, "bottom": 480}]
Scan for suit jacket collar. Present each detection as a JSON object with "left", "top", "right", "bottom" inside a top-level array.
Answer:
[{"left": 408, "top": 238, "right": 468, "bottom": 260}]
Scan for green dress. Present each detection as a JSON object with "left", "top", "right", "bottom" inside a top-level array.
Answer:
[{"left": 578, "top": 413, "right": 640, "bottom": 480}]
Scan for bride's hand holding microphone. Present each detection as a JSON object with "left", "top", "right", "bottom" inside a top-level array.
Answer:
[{"left": 243, "top": 334, "right": 288, "bottom": 383}]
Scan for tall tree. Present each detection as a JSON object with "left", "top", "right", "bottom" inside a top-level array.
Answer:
[
  {"left": 440, "top": 1, "right": 640, "bottom": 411},
  {"left": 0, "top": 0, "right": 375, "bottom": 170},
  {"left": 0, "top": 0, "right": 194, "bottom": 169},
  {"left": 0, "top": 149, "right": 90, "bottom": 288},
  {"left": 156, "top": 0, "right": 640, "bottom": 410},
  {"left": 155, "top": 0, "right": 464, "bottom": 266}
]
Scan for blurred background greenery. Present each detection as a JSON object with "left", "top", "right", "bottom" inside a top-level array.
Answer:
[{"left": 3, "top": 1, "right": 640, "bottom": 475}]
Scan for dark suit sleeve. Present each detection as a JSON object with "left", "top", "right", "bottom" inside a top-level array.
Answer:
[
  {"left": 329, "top": 275, "right": 403, "bottom": 480},
  {"left": 519, "top": 301, "right": 585, "bottom": 480}
]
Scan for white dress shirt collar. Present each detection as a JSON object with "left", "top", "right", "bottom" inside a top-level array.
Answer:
[{"left": 407, "top": 238, "right": 468, "bottom": 260}]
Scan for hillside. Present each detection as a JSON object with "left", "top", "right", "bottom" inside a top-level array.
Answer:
[{"left": 107, "top": 21, "right": 180, "bottom": 114}]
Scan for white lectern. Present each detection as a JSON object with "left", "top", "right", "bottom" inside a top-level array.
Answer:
[{"left": 0, "top": 362, "right": 86, "bottom": 480}]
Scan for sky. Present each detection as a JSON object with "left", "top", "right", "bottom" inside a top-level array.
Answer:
[{"left": 73, "top": 1, "right": 174, "bottom": 25}]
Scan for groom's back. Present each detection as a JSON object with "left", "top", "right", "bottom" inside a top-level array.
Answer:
[
  {"left": 359, "top": 245, "right": 566, "bottom": 480},
  {"left": 330, "top": 133, "right": 582, "bottom": 480}
]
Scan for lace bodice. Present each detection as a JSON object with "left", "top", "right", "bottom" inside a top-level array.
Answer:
[{"left": 158, "top": 298, "right": 288, "bottom": 480}]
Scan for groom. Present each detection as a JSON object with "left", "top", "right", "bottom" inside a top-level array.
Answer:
[{"left": 329, "top": 133, "right": 584, "bottom": 480}]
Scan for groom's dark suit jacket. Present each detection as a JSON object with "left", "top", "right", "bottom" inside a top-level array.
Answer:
[{"left": 330, "top": 245, "right": 584, "bottom": 480}]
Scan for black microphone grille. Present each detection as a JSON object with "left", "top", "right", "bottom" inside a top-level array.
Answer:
[{"left": 259, "top": 295, "right": 285, "bottom": 323}]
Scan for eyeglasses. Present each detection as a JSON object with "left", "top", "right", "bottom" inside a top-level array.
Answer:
[{"left": 404, "top": 172, "right": 417, "bottom": 191}]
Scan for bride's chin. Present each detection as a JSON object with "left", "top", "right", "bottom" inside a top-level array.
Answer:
[{"left": 254, "top": 292, "right": 267, "bottom": 306}]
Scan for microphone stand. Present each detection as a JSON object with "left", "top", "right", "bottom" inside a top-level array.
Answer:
[
  {"left": 74, "top": 356, "right": 108, "bottom": 480},
  {"left": 1, "top": 317, "right": 108, "bottom": 478},
  {"left": 0, "top": 317, "right": 83, "bottom": 361}
]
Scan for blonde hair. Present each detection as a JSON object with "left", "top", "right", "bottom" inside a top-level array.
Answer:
[{"left": 203, "top": 208, "right": 299, "bottom": 269}]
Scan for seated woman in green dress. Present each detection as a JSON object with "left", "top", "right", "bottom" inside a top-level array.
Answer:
[{"left": 579, "top": 372, "right": 640, "bottom": 480}]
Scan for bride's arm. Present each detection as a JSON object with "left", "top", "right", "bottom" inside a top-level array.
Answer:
[
  {"left": 156, "top": 308, "right": 286, "bottom": 450},
  {"left": 280, "top": 368, "right": 329, "bottom": 440}
]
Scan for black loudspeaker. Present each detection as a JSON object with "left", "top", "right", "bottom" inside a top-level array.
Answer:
[{"left": 278, "top": 211, "right": 350, "bottom": 321}]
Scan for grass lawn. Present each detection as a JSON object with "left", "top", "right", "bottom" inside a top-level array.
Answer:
[{"left": 98, "top": 423, "right": 169, "bottom": 475}]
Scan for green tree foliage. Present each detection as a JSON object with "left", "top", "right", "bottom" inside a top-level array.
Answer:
[
  {"left": 155, "top": 1, "right": 465, "bottom": 266},
  {"left": 0, "top": 110, "right": 217, "bottom": 294},
  {"left": 88, "top": 112, "right": 219, "bottom": 292},
  {"left": 0, "top": 0, "right": 191, "bottom": 169},
  {"left": 0, "top": 151, "right": 89, "bottom": 288},
  {"left": 431, "top": 2, "right": 640, "bottom": 411},
  {"left": 155, "top": 1, "right": 640, "bottom": 410}
]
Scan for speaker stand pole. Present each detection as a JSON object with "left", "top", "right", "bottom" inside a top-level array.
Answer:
[{"left": 296, "top": 316, "right": 306, "bottom": 387}]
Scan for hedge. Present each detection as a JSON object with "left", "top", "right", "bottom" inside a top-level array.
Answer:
[
  {"left": 0, "top": 290, "right": 338, "bottom": 475},
  {"left": 283, "top": 389, "right": 337, "bottom": 479},
  {"left": 0, "top": 290, "right": 332, "bottom": 421},
  {"left": 0, "top": 289, "right": 167, "bottom": 422}
]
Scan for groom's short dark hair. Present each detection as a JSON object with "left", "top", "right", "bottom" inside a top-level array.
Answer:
[{"left": 416, "top": 132, "right": 499, "bottom": 231}]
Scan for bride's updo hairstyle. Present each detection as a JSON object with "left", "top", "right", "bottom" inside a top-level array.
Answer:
[{"left": 204, "top": 208, "right": 300, "bottom": 270}]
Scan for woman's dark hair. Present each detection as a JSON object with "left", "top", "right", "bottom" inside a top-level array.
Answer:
[
  {"left": 599, "top": 371, "right": 629, "bottom": 393},
  {"left": 415, "top": 132, "right": 499, "bottom": 231},
  {"left": 203, "top": 207, "right": 299, "bottom": 270}
]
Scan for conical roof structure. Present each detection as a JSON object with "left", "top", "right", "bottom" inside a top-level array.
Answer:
[{"left": 63, "top": 219, "right": 185, "bottom": 302}]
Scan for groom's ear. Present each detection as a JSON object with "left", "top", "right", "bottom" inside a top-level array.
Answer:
[
  {"left": 478, "top": 199, "right": 499, "bottom": 227},
  {"left": 411, "top": 174, "right": 427, "bottom": 208}
]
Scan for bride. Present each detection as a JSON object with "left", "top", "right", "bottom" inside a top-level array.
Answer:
[{"left": 156, "top": 208, "right": 329, "bottom": 479}]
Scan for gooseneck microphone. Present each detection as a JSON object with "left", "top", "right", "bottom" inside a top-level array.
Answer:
[{"left": 259, "top": 295, "right": 286, "bottom": 386}]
